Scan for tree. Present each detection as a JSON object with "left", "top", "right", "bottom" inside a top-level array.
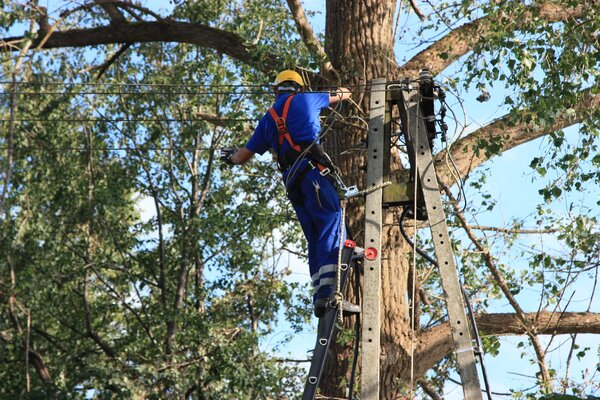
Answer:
[
  {"left": 1, "top": 2, "right": 309, "bottom": 399},
  {"left": 1, "top": 1, "right": 598, "bottom": 399}
]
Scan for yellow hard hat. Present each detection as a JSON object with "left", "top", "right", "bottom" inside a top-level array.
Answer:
[{"left": 274, "top": 70, "right": 304, "bottom": 87}]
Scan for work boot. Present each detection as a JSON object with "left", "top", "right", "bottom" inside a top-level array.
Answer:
[{"left": 314, "top": 298, "right": 360, "bottom": 318}]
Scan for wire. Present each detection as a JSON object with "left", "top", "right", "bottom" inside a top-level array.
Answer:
[
  {"left": 409, "top": 101, "right": 419, "bottom": 398},
  {"left": 1, "top": 90, "right": 276, "bottom": 96},
  {"left": 0, "top": 80, "right": 375, "bottom": 89},
  {"left": 0, "top": 88, "right": 381, "bottom": 98},
  {"left": 443, "top": 136, "right": 468, "bottom": 213},
  {"left": 282, "top": 92, "right": 344, "bottom": 191},
  {"left": 0, "top": 81, "right": 374, "bottom": 97},
  {"left": 0, "top": 145, "right": 356, "bottom": 152},
  {"left": 0, "top": 90, "right": 376, "bottom": 98},
  {"left": 0, "top": 118, "right": 258, "bottom": 123},
  {"left": 439, "top": 94, "right": 468, "bottom": 213},
  {"left": 0, "top": 146, "right": 215, "bottom": 152}
]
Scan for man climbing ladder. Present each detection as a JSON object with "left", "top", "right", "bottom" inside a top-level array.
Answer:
[{"left": 220, "top": 69, "right": 359, "bottom": 318}]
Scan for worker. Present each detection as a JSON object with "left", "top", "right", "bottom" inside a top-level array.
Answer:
[{"left": 220, "top": 69, "right": 359, "bottom": 318}]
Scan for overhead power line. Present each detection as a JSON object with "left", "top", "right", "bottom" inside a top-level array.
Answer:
[
  {"left": 0, "top": 146, "right": 216, "bottom": 152},
  {"left": 0, "top": 81, "right": 373, "bottom": 89},
  {"left": 0, "top": 145, "right": 353, "bottom": 153},
  {"left": 0, "top": 118, "right": 258, "bottom": 123},
  {"left": 1, "top": 90, "right": 277, "bottom": 96},
  {"left": 0, "top": 89, "right": 373, "bottom": 96},
  {"left": 0, "top": 81, "right": 376, "bottom": 96}
]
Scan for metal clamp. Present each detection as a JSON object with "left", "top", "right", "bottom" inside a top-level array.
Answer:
[{"left": 342, "top": 185, "right": 360, "bottom": 199}]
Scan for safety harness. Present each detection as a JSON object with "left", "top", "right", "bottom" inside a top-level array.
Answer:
[
  {"left": 268, "top": 93, "right": 361, "bottom": 201},
  {"left": 268, "top": 94, "right": 336, "bottom": 177}
]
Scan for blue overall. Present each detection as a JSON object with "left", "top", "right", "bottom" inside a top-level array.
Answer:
[{"left": 245, "top": 93, "right": 344, "bottom": 303}]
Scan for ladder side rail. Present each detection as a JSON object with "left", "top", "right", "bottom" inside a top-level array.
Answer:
[
  {"left": 360, "top": 78, "right": 387, "bottom": 400},
  {"left": 302, "top": 241, "right": 357, "bottom": 400},
  {"left": 402, "top": 89, "right": 483, "bottom": 400}
]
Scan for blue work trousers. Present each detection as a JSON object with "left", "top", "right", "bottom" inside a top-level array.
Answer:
[{"left": 288, "top": 168, "right": 345, "bottom": 304}]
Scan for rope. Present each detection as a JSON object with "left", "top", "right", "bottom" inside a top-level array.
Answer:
[
  {"left": 282, "top": 95, "right": 343, "bottom": 192},
  {"left": 409, "top": 108, "right": 419, "bottom": 399},
  {"left": 344, "top": 180, "right": 392, "bottom": 199},
  {"left": 333, "top": 200, "right": 347, "bottom": 328}
]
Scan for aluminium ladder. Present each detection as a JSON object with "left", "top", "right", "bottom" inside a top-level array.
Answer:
[{"left": 301, "top": 240, "right": 360, "bottom": 400}]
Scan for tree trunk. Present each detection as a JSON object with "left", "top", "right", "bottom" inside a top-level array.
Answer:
[{"left": 323, "top": 1, "right": 415, "bottom": 398}]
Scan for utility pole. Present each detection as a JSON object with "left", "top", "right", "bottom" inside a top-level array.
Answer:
[
  {"left": 360, "top": 78, "right": 387, "bottom": 399},
  {"left": 360, "top": 75, "right": 484, "bottom": 400}
]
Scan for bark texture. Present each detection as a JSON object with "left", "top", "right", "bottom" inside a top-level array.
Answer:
[{"left": 322, "top": 1, "right": 414, "bottom": 397}]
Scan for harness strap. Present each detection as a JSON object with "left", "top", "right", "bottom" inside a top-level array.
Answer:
[
  {"left": 269, "top": 94, "right": 336, "bottom": 183},
  {"left": 268, "top": 95, "right": 301, "bottom": 152}
]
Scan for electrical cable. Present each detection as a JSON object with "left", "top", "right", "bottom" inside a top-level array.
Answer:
[
  {"left": 409, "top": 92, "right": 419, "bottom": 397},
  {"left": 1, "top": 89, "right": 366, "bottom": 96},
  {"left": 443, "top": 135, "right": 468, "bottom": 214},
  {"left": 0, "top": 82, "right": 374, "bottom": 97},
  {"left": 0, "top": 118, "right": 258, "bottom": 123},
  {"left": 0, "top": 145, "right": 355, "bottom": 153},
  {"left": 0, "top": 80, "right": 376, "bottom": 89},
  {"left": 0, "top": 90, "right": 382, "bottom": 99},
  {"left": 439, "top": 95, "right": 468, "bottom": 213},
  {"left": 0, "top": 146, "right": 215, "bottom": 152},
  {"left": 282, "top": 91, "right": 344, "bottom": 192}
]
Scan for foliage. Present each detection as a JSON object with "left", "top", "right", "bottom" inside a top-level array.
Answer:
[{"left": 0, "top": 1, "right": 311, "bottom": 398}]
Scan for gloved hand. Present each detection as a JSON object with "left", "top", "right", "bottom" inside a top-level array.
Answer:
[{"left": 219, "top": 147, "right": 237, "bottom": 165}]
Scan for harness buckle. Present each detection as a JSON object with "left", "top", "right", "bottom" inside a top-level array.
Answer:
[
  {"left": 307, "top": 160, "right": 329, "bottom": 176},
  {"left": 275, "top": 117, "right": 286, "bottom": 132}
]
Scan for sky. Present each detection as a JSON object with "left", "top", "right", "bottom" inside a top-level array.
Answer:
[{"left": 21, "top": 1, "right": 599, "bottom": 399}]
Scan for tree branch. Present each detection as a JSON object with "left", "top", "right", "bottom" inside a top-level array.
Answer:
[
  {"left": 285, "top": 0, "right": 337, "bottom": 80},
  {"left": 435, "top": 84, "right": 600, "bottom": 186},
  {"left": 0, "top": 324, "right": 53, "bottom": 384},
  {"left": 407, "top": 0, "right": 425, "bottom": 21},
  {"left": 80, "top": 279, "right": 117, "bottom": 359},
  {"left": 399, "top": 1, "right": 598, "bottom": 77},
  {"left": 418, "top": 379, "right": 443, "bottom": 400},
  {"left": 443, "top": 185, "right": 552, "bottom": 385},
  {"left": 0, "top": 21, "right": 279, "bottom": 74},
  {"left": 57, "top": 1, "right": 163, "bottom": 22},
  {"left": 450, "top": 224, "right": 559, "bottom": 235},
  {"left": 97, "top": 0, "right": 126, "bottom": 23},
  {"left": 196, "top": 111, "right": 253, "bottom": 134},
  {"left": 414, "top": 312, "right": 600, "bottom": 379},
  {"left": 95, "top": 42, "right": 131, "bottom": 78}
]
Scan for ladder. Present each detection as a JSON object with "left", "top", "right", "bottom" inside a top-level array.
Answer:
[
  {"left": 301, "top": 240, "right": 360, "bottom": 400},
  {"left": 400, "top": 78, "right": 483, "bottom": 400}
]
